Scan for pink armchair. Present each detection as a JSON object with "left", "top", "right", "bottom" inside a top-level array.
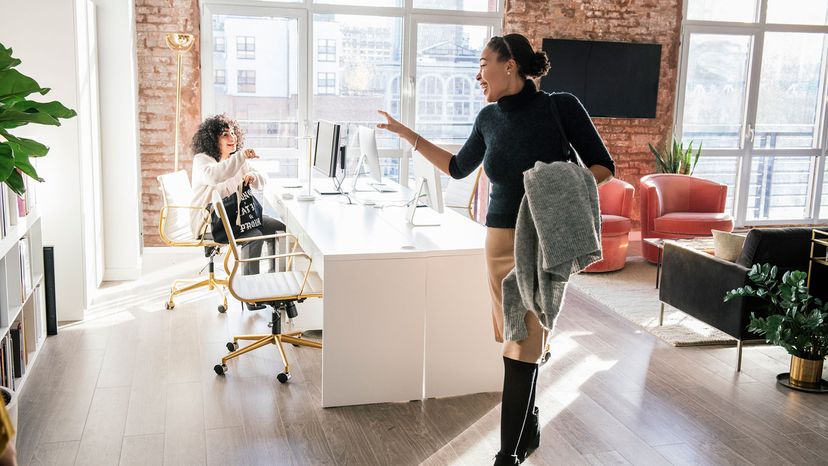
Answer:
[
  {"left": 584, "top": 178, "right": 634, "bottom": 273},
  {"left": 640, "top": 174, "right": 733, "bottom": 263}
]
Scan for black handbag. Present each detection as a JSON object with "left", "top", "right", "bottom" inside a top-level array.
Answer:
[
  {"left": 548, "top": 93, "right": 587, "bottom": 168},
  {"left": 210, "top": 182, "right": 264, "bottom": 244}
]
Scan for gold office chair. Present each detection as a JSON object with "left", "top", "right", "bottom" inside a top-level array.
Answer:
[
  {"left": 157, "top": 170, "right": 230, "bottom": 312},
  {"left": 210, "top": 199, "right": 323, "bottom": 383},
  {"left": 444, "top": 167, "right": 483, "bottom": 220}
]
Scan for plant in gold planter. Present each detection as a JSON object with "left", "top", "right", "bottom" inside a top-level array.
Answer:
[{"left": 725, "top": 264, "right": 828, "bottom": 390}]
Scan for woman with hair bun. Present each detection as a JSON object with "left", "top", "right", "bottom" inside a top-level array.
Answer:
[{"left": 378, "top": 33, "right": 615, "bottom": 465}]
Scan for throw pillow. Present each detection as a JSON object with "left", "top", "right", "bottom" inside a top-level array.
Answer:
[{"left": 712, "top": 229, "right": 746, "bottom": 262}]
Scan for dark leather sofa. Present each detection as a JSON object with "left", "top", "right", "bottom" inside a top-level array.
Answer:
[{"left": 658, "top": 227, "right": 827, "bottom": 371}]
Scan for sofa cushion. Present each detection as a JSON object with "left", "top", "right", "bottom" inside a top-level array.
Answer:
[
  {"left": 735, "top": 228, "right": 812, "bottom": 271},
  {"left": 654, "top": 212, "right": 733, "bottom": 235},
  {"left": 712, "top": 229, "right": 747, "bottom": 262},
  {"left": 601, "top": 214, "right": 632, "bottom": 236}
]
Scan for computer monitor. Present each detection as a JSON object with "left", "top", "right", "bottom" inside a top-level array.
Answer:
[
  {"left": 352, "top": 126, "right": 395, "bottom": 193},
  {"left": 313, "top": 120, "right": 345, "bottom": 194},
  {"left": 408, "top": 151, "right": 444, "bottom": 225}
]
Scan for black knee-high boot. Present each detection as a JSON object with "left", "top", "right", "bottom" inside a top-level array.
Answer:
[
  {"left": 494, "top": 356, "right": 538, "bottom": 465},
  {"left": 516, "top": 367, "right": 540, "bottom": 460}
]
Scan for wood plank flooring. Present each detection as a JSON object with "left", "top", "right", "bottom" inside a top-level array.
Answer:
[{"left": 14, "top": 249, "right": 828, "bottom": 465}]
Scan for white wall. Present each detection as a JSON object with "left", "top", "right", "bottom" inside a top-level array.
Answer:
[
  {"left": 93, "top": 0, "right": 143, "bottom": 280},
  {"left": 0, "top": 0, "right": 90, "bottom": 321}
]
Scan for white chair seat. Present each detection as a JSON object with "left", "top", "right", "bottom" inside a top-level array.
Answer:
[{"left": 230, "top": 270, "right": 323, "bottom": 302}]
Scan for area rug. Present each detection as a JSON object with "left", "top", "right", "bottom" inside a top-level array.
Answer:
[{"left": 568, "top": 256, "right": 737, "bottom": 347}]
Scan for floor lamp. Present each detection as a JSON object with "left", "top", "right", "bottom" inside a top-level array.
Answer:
[{"left": 165, "top": 33, "right": 195, "bottom": 172}]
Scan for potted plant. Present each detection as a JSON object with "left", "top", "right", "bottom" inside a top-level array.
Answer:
[
  {"left": 648, "top": 135, "right": 702, "bottom": 175},
  {"left": 0, "top": 42, "right": 76, "bottom": 195},
  {"left": 725, "top": 264, "right": 828, "bottom": 389}
]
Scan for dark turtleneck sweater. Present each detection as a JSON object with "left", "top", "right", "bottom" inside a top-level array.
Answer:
[{"left": 448, "top": 80, "right": 615, "bottom": 228}]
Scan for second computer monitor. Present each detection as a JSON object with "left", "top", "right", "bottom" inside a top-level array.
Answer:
[
  {"left": 357, "top": 126, "right": 383, "bottom": 184},
  {"left": 314, "top": 120, "right": 341, "bottom": 177},
  {"left": 412, "top": 151, "right": 444, "bottom": 213}
]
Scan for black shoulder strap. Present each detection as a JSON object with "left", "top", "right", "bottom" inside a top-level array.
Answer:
[{"left": 548, "top": 93, "right": 584, "bottom": 167}]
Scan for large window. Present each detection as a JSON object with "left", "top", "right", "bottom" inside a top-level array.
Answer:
[
  {"left": 678, "top": 0, "right": 828, "bottom": 224},
  {"left": 214, "top": 36, "right": 225, "bottom": 53},
  {"left": 236, "top": 36, "right": 255, "bottom": 59},
  {"left": 237, "top": 70, "right": 256, "bottom": 93},
  {"left": 202, "top": 2, "right": 499, "bottom": 182}
]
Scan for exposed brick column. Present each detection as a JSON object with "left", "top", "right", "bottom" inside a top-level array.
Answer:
[
  {"left": 504, "top": 0, "right": 682, "bottom": 225},
  {"left": 135, "top": 0, "right": 201, "bottom": 246}
]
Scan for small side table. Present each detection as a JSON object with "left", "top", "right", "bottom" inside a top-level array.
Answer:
[{"left": 807, "top": 229, "right": 828, "bottom": 294}]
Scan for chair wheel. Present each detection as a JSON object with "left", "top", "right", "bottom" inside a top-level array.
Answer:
[
  {"left": 277, "top": 372, "right": 291, "bottom": 383},
  {"left": 226, "top": 342, "right": 238, "bottom": 352},
  {"left": 217, "top": 304, "right": 227, "bottom": 313},
  {"left": 214, "top": 364, "right": 228, "bottom": 375},
  {"left": 165, "top": 301, "right": 175, "bottom": 310},
  {"left": 541, "top": 351, "right": 551, "bottom": 364}
]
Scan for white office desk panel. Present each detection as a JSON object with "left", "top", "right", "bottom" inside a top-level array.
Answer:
[{"left": 265, "top": 180, "right": 501, "bottom": 407}]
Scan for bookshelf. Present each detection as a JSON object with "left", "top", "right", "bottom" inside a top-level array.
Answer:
[{"left": 0, "top": 181, "right": 47, "bottom": 410}]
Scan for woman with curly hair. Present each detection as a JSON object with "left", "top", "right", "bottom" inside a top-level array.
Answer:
[{"left": 190, "top": 114, "right": 285, "bottom": 306}]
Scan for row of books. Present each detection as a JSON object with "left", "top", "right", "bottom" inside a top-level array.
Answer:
[
  {"left": 0, "top": 180, "right": 37, "bottom": 241},
  {"left": 0, "top": 320, "right": 27, "bottom": 391},
  {"left": 19, "top": 236, "right": 33, "bottom": 301}
]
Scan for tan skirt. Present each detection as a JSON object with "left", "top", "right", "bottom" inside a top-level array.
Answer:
[{"left": 485, "top": 227, "right": 549, "bottom": 364}]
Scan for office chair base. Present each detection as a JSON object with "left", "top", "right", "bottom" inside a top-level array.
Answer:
[
  {"left": 215, "top": 331, "right": 322, "bottom": 382},
  {"left": 167, "top": 272, "right": 229, "bottom": 312}
]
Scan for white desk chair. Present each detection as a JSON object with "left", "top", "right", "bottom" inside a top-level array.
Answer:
[
  {"left": 211, "top": 199, "right": 323, "bottom": 384},
  {"left": 157, "top": 170, "right": 230, "bottom": 312},
  {"left": 444, "top": 167, "right": 483, "bottom": 220}
]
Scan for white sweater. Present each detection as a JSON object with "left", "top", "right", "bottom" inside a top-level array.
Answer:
[{"left": 190, "top": 151, "right": 266, "bottom": 237}]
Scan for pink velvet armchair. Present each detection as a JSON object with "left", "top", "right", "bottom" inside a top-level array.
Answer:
[
  {"left": 584, "top": 178, "right": 635, "bottom": 273},
  {"left": 640, "top": 174, "right": 734, "bottom": 263}
]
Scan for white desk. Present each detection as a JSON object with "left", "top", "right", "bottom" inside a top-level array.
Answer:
[{"left": 264, "top": 179, "right": 502, "bottom": 407}]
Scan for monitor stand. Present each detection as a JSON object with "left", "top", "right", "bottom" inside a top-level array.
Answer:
[
  {"left": 407, "top": 177, "right": 440, "bottom": 227},
  {"left": 350, "top": 154, "right": 395, "bottom": 193}
]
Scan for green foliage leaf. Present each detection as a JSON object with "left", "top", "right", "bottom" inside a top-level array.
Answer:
[
  {"left": 648, "top": 135, "right": 704, "bottom": 175},
  {"left": 0, "top": 143, "right": 15, "bottom": 180},
  {"left": 0, "top": 44, "right": 21, "bottom": 72},
  {"left": 0, "top": 69, "right": 47, "bottom": 101},
  {"left": 13, "top": 152, "right": 42, "bottom": 182},
  {"left": 11, "top": 99, "right": 77, "bottom": 119},
  {"left": 0, "top": 130, "right": 48, "bottom": 157},
  {"left": 0, "top": 109, "right": 60, "bottom": 128},
  {"left": 4, "top": 168, "right": 25, "bottom": 195}
]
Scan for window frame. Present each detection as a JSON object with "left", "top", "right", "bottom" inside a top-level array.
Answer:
[
  {"left": 237, "top": 69, "right": 257, "bottom": 93},
  {"left": 676, "top": 0, "right": 828, "bottom": 224},
  {"left": 236, "top": 35, "right": 256, "bottom": 59},
  {"left": 200, "top": 0, "right": 500, "bottom": 183}
]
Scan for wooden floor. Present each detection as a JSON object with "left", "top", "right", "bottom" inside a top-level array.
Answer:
[{"left": 15, "top": 250, "right": 828, "bottom": 465}]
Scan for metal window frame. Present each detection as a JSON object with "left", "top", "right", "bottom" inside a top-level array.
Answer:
[
  {"left": 201, "top": 0, "right": 500, "bottom": 174},
  {"left": 676, "top": 0, "right": 828, "bottom": 225}
]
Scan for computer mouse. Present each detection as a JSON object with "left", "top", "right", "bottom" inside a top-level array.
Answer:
[
  {"left": 363, "top": 199, "right": 376, "bottom": 206},
  {"left": 282, "top": 192, "right": 294, "bottom": 200},
  {"left": 401, "top": 243, "right": 416, "bottom": 250}
]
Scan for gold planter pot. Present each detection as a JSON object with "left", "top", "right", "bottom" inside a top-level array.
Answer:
[{"left": 789, "top": 356, "right": 825, "bottom": 389}]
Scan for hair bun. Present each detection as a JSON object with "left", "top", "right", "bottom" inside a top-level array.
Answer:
[{"left": 522, "top": 51, "right": 550, "bottom": 78}]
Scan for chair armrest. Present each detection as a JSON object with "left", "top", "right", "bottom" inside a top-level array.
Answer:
[
  {"left": 235, "top": 232, "right": 296, "bottom": 244},
  {"left": 235, "top": 252, "right": 309, "bottom": 263},
  {"left": 660, "top": 242, "right": 754, "bottom": 339}
]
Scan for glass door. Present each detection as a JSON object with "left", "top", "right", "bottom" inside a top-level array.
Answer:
[{"left": 745, "top": 32, "right": 827, "bottom": 223}]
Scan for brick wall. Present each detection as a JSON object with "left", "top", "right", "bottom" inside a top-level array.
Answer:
[
  {"left": 504, "top": 0, "right": 682, "bottom": 224},
  {"left": 136, "top": 0, "right": 201, "bottom": 246}
]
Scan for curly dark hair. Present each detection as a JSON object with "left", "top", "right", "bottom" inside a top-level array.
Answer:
[{"left": 191, "top": 114, "right": 245, "bottom": 162}]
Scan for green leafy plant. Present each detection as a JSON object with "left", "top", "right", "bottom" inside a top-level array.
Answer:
[
  {"left": 648, "top": 136, "right": 702, "bottom": 175},
  {"left": 0, "top": 43, "right": 77, "bottom": 195},
  {"left": 724, "top": 263, "right": 828, "bottom": 360}
]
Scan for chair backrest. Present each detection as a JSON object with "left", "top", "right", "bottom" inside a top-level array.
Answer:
[
  {"left": 641, "top": 173, "right": 727, "bottom": 215},
  {"left": 213, "top": 199, "right": 242, "bottom": 262},
  {"left": 597, "top": 177, "right": 634, "bottom": 217},
  {"left": 157, "top": 170, "right": 197, "bottom": 243},
  {"left": 444, "top": 168, "right": 482, "bottom": 219}
]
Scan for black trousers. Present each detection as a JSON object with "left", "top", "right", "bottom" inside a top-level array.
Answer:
[{"left": 238, "top": 215, "right": 285, "bottom": 275}]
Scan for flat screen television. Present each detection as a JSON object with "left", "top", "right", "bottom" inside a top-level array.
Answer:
[{"left": 540, "top": 38, "right": 662, "bottom": 118}]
